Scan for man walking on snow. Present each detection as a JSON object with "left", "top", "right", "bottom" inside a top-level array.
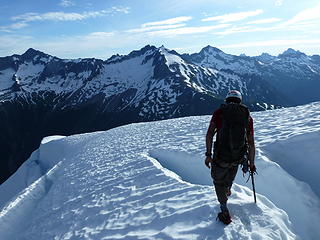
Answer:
[{"left": 205, "top": 90, "right": 256, "bottom": 225}]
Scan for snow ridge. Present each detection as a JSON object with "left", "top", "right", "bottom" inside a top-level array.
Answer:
[{"left": 1, "top": 102, "right": 320, "bottom": 239}]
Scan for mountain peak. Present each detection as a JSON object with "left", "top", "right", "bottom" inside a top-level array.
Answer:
[
  {"left": 106, "top": 53, "right": 123, "bottom": 63},
  {"left": 201, "top": 45, "right": 223, "bottom": 54},
  {"left": 260, "top": 52, "right": 273, "bottom": 57},
  {"left": 21, "top": 48, "right": 50, "bottom": 61},
  {"left": 106, "top": 45, "right": 157, "bottom": 63},
  {"left": 127, "top": 45, "right": 157, "bottom": 58},
  {"left": 279, "top": 48, "right": 306, "bottom": 58},
  {"left": 141, "top": 44, "right": 157, "bottom": 52},
  {"left": 158, "top": 45, "right": 173, "bottom": 54},
  {"left": 256, "top": 52, "right": 277, "bottom": 63},
  {"left": 157, "top": 45, "right": 181, "bottom": 56},
  {"left": 23, "top": 48, "right": 45, "bottom": 56}
]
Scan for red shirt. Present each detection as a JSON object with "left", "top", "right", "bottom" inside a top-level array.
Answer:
[{"left": 210, "top": 108, "right": 254, "bottom": 136}]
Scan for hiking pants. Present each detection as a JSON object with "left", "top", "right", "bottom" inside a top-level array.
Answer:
[{"left": 211, "top": 163, "right": 238, "bottom": 204}]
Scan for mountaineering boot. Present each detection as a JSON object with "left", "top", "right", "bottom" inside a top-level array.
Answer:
[
  {"left": 217, "top": 210, "right": 232, "bottom": 225},
  {"left": 217, "top": 203, "right": 232, "bottom": 225}
]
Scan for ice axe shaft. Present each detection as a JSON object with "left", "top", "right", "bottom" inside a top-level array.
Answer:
[{"left": 251, "top": 171, "right": 257, "bottom": 203}]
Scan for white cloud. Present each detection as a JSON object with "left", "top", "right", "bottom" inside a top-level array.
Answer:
[
  {"left": 214, "top": 24, "right": 281, "bottom": 36},
  {"left": 12, "top": 12, "right": 88, "bottom": 21},
  {"left": 11, "top": 7, "right": 130, "bottom": 22},
  {"left": 59, "top": 0, "right": 75, "bottom": 7},
  {"left": 10, "top": 22, "right": 29, "bottom": 29},
  {"left": 283, "top": 4, "right": 320, "bottom": 26},
  {"left": 127, "top": 24, "right": 186, "bottom": 33},
  {"left": 202, "top": 9, "right": 263, "bottom": 23},
  {"left": 215, "top": 21, "right": 319, "bottom": 36},
  {"left": 87, "top": 32, "right": 115, "bottom": 38},
  {"left": 275, "top": 0, "right": 284, "bottom": 7},
  {"left": 247, "top": 18, "right": 282, "bottom": 24},
  {"left": 111, "top": 6, "right": 130, "bottom": 15},
  {"left": 5, "top": 6, "right": 130, "bottom": 31},
  {"left": 0, "top": 22, "right": 29, "bottom": 32},
  {"left": 220, "top": 39, "right": 320, "bottom": 49},
  {"left": 142, "top": 16, "right": 192, "bottom": 27},
  {"left": 126, "top": 17, "right": 193, "bottom": 34},
  {"left": 147, "top": 24, "right": 230, "bottom": 37}
]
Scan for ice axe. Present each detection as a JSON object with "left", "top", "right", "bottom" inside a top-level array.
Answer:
[
  {"left": 251, "top": 170, "right": 257, "bottom": 203},
  {"left": 242, "top": 154, "right": 257, "bottom": 204}
]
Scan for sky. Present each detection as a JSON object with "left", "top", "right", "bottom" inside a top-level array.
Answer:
[{"left": 0, "top": 0, "right": 319, "bottom": 59}]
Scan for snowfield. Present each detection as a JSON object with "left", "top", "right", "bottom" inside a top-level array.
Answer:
[{"left": 0, "top": 102, "right": 320, "bottom": 240}]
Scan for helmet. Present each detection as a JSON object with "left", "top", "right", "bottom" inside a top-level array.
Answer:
[{"left": 225, "top": 90, "right": 242, "bottom": 102}]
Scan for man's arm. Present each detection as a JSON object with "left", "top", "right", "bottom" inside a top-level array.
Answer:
[
  {"left": 247, "top": 132, "right": 255, "bottom": 169},
  {"left": 205, "top": 120, "right": 216, "bottom": 168},
  {"left": 206, "top": 121, "right": 216, "bottom": 155},
  {"left": 247, "top": 117, "right": 256, "bottom": 171}
]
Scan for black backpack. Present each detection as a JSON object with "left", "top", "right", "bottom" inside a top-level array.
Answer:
[{"left": 214, "top": 103, "right": 249, "bottom": 163}]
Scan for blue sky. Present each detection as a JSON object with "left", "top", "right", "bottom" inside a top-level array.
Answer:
[{"left": 0, "top": 0, "right": 319, "bottom": 59}]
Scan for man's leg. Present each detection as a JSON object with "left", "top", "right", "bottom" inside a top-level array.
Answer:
[
  {"left": 226, "top": 165, "right": 239, "bottom": 196},
  {"left": 211, "top": 164, "right": 229, "bottom": 210},
  {"left": 211, "top": 164, "right": 239, "bottom": 211}
]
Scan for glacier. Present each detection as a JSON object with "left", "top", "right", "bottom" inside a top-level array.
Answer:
[{"left": 0, "top": 102, "right": 320, "bottom": 239}]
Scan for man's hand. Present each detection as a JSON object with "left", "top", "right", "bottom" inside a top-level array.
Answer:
[
  {"left": 249, "top": 163, "right": 256, "bottom": 173},
  {"left": 205, "top": 157, "right": 214, "bottom": 169}
]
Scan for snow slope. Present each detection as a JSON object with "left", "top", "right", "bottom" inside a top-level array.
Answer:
[{"left": 1, "top": 102, "right": 320, "bottom": 239}]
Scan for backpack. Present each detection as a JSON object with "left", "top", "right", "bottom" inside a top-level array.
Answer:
[{"left": 214, "top": 103, "right": 249, "bottom": 163}]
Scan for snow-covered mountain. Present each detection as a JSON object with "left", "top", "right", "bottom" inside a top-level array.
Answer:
[
  {"left": 0, "top": 45, "right": 319, "bottom": 185},
  {"left": 0, "top": 101, "right": 319, "bottom": 239},
  {"left": 183, "top": 46, "right": 320, "bottom": 105},
  {"left": 1, "top": 45, "right": 319, "bottom": 110},
  {"left": 1, "top": 45, "right": 292, "bottom": 114}
]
